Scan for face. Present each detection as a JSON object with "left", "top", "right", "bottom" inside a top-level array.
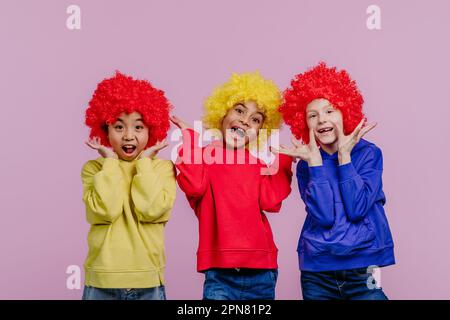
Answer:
[
  {"left": 306, "top": 98, "right": 343, "bottom": 151},
  {"left": 107, "top": 112, "right": 149, "bottom": 161},
  {"left": 221, "top": 100, "right": 265, "bottom": 149}
]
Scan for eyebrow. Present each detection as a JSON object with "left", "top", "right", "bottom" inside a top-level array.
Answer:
[
  {"left": 116, "top": 118, "right": 144, "bottom": 122},
  {"left": 236, "top": 104, "right": 265, "bottom": 117},
  {"left": 307, "top": 104, "right": 334, "bottom": 113}
]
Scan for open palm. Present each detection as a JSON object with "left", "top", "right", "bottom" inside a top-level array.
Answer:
[
  {"left": 85, "top": 137, "right": 118, "bottom": 159},
  {"left": 271, "top": 129, "right": 323, "bottom": 167},
  {"left": 138, "top": 140, "right": 169, "bottom": 159}
]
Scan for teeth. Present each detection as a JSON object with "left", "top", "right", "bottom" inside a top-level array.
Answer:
[{"left": 232, "top": 127, "right": 245, "bottom": 138}]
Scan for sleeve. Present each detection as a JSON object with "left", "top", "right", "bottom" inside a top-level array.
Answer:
[
  {"left": 81, "top": 158, "right": 124, "bottom": 225},
  {"left": 259, "top": 153, "right": 293, "bottom": 213},
  {"left": 338, "top": 146, "right": 384, "bottom": 222},
  {"left": 131, "top": 158, "right": 177, "bottom": 224},
  {"left": 297, "top": 164, "right": 335, "bottom": 228},
  {"left": 175, "top": 128, "right": 209, "bottom": 199}
]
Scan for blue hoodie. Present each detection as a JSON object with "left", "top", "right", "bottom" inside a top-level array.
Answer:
[{"left": 296, "top": 139, "right": 395, "bottom": 272}]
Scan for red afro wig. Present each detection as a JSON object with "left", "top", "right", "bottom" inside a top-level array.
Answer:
[
  {"left": 85, "top": 71, "right": 171, "bottom": 148},
  {"left": 279, "top": 62, "right": 365, "bottom": 143}
]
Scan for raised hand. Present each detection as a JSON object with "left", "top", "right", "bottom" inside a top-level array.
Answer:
[
  {"left": 170, "top": 115, "right": 192, "bottom": 130},
  {"left": 271, "top": 128, "right": 323, "bottom": 167},
  {"left": 85, "top": 137, "right": 118, "bottom": 159},
  {"left": 333, "top": 119, "right": 377, "bottom": 164},
  {"left": 138, "top": 140, "right": 169, "bottom": 159}
]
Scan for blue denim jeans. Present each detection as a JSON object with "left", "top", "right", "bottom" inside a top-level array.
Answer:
[
  {"left": 301, "top": 267, "right": 388, "bottom": 300},
  {"left": 82, "top": 285, "right": 166, "bottom": 300},
  {"left": 202, "top": 268, "right": 278, "bottom": 300}
]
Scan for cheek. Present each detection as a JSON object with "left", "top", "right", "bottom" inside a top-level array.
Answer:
[
  {"left": 108, "top": 131, "right": 121, "bottom": 147},
  {"left": 221, "top": 115, "right": 233, "bottom": 131},
  {"left": 306, "top": 118, "right": 317, "bottom": 130},
  {"left": 333, "top": 112, "right": 343, "bottom": 125},
  {"left": 137, "top": 132, "right": 149, "bottom": 147},
  {"left": 250, "top": 120, "right": 262, "bottom": 130}
]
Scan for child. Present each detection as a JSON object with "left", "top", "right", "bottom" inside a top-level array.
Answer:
[
  {"left": 276, "top": 62, "right": 395, "bottom": 300},
  {"left": 81, "top": 71, "right": 176, "bottom": 300},
  {"left": 171, "top": 72, "right": 293, "bottom": 300}
]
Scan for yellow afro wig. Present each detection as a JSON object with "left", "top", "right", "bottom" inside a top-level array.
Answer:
[{"left": 203, "top": 72, "right": 282, "bottom": 146}]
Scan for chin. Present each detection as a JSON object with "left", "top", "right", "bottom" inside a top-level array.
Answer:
[
  {"left": 119, "top": 152, "right": 137, "bottom": 161},
  {"left": 224, "top": 138, "right": 245, "bottom": 149},
  {"left": 318, "top": 136, "right": 337, "bottom": 145}
]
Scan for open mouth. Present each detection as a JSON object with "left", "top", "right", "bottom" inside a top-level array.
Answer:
[
  {"left": 317, "top": 127, "right": 333, "bottom": 134},
  {"left": 121, "top": 144, "right": 137, "bottom": 154},
  {"left": 230, "top": 126, "right": 246, "bottom": 138}
]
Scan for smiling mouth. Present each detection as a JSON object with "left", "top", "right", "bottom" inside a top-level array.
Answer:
[
  {"left": 318, "top": 127, "right": 333, "bottom": 134},
  {"left": 122, "top": 145, "right": 137, "bottom": 154},
  {"left": 230, "top": 126, "right": 246, "bottom": 138}
]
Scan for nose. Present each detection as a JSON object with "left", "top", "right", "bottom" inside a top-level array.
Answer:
[
  {"left": 318, "top": 113, "right": 327, "bottom": 124},
  {"left": 239, "top": 116, "right": 250, "bottom": 127},
  {"left": 123, "top": 130, "right": 134, "bottom": 141}
]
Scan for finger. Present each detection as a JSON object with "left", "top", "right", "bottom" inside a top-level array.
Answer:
[
  {"left": 95, "top": 137, "right": 104, "bottom": 146},
  {"left": 84, "top": 140, "right": 98, "bottom": 149},
  {"left": 351, "top": 119, "right": 365, "bottom": 137},
  {"left": 331, "top": 121, "right": 345, "bottom": 139},
  {"left": 271, "top": 146, "right": 296, "bottom": 157},
  {"left": 308, "top": 128, "right": 317, "bottom": 147},
  {"left": 169, "top": 115, "right": 180, "bottom": 126},
  {"left": 136, "top": 149, "right": 145, "bottom": 159},
  {"left": 155, "top": 141, "right": 169, "bottom": 150},
  {"left": 290, "top": 136, "right": 301, "bottom": 148},
  {"left": 358, "top": 122, "right": 377, "bottom": 139}
]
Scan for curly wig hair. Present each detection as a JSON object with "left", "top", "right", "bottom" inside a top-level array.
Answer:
[
  {"left": 85, "top": 71, "right": 171, "bottom": 148},
  {"left": 279, "top": 62, "right": 365, "bottom": 143},
  {"left": 203, "top": 71, "right": 282, "bottom": 144}
]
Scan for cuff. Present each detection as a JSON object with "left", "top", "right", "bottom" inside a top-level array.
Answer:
[
  {"left": 338, "top": 162, "right": 358, "bottom": 181},
  {"left": 308, "top": 165, "right": 328, "bottom": 182}
]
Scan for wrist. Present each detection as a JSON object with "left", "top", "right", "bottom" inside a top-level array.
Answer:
[
  {"left": 338, "top": 152, "right": 351, "bottom": 165},
  {"left": 308, "top": 158, "right": 323, "bottom": 167}
]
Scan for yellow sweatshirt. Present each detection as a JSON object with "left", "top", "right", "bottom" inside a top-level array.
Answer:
[{"left": 81, "top": 156, "right": 176, "bottom": 289}]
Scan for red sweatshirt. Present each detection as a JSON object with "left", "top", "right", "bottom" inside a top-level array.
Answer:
[{"left": 176, "top": 128, "right": 293, "bottom": 271}]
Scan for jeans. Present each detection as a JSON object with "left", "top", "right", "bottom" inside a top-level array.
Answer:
[
  {"left": 301, "top": 267, "right": 388, "bottom": 300},
  {"left": 203, "top": 268, "right": 278, "bottom": 300},
  {"left": 82, "top": 285, "right": 166, "bottom": 300}
]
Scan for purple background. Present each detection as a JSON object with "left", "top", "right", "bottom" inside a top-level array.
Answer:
[{"left": 1, "top": 0, "right": 449, "bottom": 299}]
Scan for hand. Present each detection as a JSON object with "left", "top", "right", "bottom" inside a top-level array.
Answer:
[
  {"left": 85, "top": 137, "right": 118, "bottom": 159},
  {"left": 333, "top": 119, "right": 377, "bottom": 164},
  {"left": 270, "top": 128, "right": 323, "bottom": 167},
  {"left": 170, "top": 115, "right": 192, "bottom": 130},
  {"left": 138, "top": 140, "right": 169, "bottom": 159}
]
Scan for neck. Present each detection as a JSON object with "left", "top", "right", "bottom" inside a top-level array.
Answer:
[{"left": 319, "top": 141, "right": 338, "bottom": 155}]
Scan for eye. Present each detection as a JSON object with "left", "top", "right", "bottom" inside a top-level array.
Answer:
[
  {"left": 308, "top": 114, "right": 316, "bottom": 119},
  {"left": 114, "top": 125, "right": 123, "bottom": 130},
  {"left": 135, "top": 125, "right": 144, "bottom": 130},
  {"left": 327, "top": 110, "right": 334, "bottom": 114},
  {"left": 252, "top": 117, "right": 261, "bottom": 124},
  {"left": 235, "top": 107, "right": 244, "bottom": 114}
]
